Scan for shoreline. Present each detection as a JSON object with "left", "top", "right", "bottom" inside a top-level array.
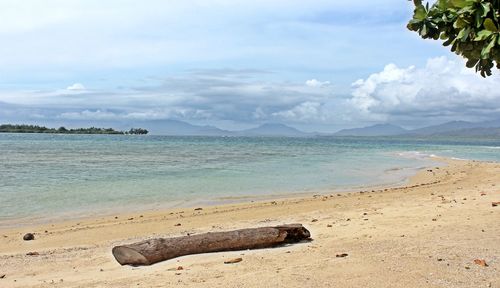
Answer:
[
  {"left": 0, "top": 155, "right": 444, "bottom": 229},
  {"left": 0, "top": 157, "right": 499, "bottom": 287}
]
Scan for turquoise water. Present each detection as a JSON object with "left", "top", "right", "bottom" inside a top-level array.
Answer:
[{"left": 0, "top": 134, "right": 499, "bottom": 226}]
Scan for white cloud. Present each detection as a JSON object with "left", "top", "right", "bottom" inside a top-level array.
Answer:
[
  {"left": 0, "top": 70, "right": 337, "bottom": 124},
  {"left": 272, "top": 101, "right": 324, "bottom": 121},
  {"left": 2, "top": 57, "right": 500, "bottom": 130},
  {"left": 57, "top": 108, "right": 214, "bottom": 121},
  {"left": 306, "top": 79, "right": 330, "bottom": 88},
  {"left": 66, "top": 83, "right": 86, "bottom": 91},
  {"left": 348, "top": 57, "right": 500, "bottom": 122},
  {"left": 59, "top": 110, "right": 117, "bottom": 120}
]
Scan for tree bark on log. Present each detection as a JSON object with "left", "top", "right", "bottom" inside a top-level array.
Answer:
[{"left": 112, "top": 224, "right": 310, "bottom": 266}]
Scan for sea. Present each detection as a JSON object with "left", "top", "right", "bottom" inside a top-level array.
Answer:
[{"left": 1, "top": 133, "right": 499, "bottom": 226}]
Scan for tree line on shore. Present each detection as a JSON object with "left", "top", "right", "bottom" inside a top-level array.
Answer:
[{"left": 0, "top": 124, "right": 148, "bottom": 135}]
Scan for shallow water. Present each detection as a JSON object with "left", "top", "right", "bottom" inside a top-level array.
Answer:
[{"left": 0, "top": 134, "right": 499, "bottom": 225}]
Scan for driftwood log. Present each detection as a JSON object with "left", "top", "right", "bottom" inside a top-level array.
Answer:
[{"left": 112, "top": 224, "right": 310, "bottom": 266}]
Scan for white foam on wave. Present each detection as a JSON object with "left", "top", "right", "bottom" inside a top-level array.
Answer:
[
  {"left": 396, "top": 151, "right": 436, "bottom": 160},
  {"left": 483, "top": 146, "right": 500, "bottom": 149},
  {"left": 451, "top": 157, "right": 469, "bottom": 160},
  {"left": 397, "top": 151, "right": 471, "bottom": 161}
]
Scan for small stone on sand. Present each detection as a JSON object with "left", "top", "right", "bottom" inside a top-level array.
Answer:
[
  {"left": 473, "top": 259, "right": 488, "bottom": 267},
  {"left": 224, "top": 258, "right": 243, "bottom": 264},
  {"left": 23, "top": 233, "right": 35, "bottom": 241}
]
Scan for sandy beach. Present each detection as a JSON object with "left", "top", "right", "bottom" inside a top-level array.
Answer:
[{"left": 0, "top": 157, "right": 499, "bottom": 287}]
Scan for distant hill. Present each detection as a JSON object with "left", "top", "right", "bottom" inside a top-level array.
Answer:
[
  {"left": 130, "top": 120, "right": 232, "bottom": 136},
  {"left": 237, "top": 123, "right": 309, "bottom": 137},
  {"left": 332, "top": 119, "right": 500, "bottom": 137},
  {"left": 406, "top": 120, "right": 482, "bottom": 136},
  {"left": 424, "top": 127, "right": 500, "bottom": 137},
  {"left": 143, "top": 121, "right": 309, "bottom": 137},
  {"left": 403, "top": 119, "right": 500, "bottom": 136},
  {"left": 334, "top": 124, "right": 407, "bottom": 136}
]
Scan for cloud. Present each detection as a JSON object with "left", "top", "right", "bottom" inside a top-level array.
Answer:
[
  {"left": 57, "top": 108, "right": 213, "bottom": 121},
  {"left": 272, "top": 101, "right": 324, "bottom": 121},
  {"left": 0, "top": 69, "right": 340, "bottom": 125},
  {"left": 348, "top": 57, "right": 500, "bottom": 124},
  {"left": 1, "top": 57, "right": 499, "bottom": 131},
  {"left": 305, "top": 79, "right": 330, "bottom": 88},
  {"left": 66, "top": 83, "right": 86, "bottom": 91},
  {"left": 59, "top": 110, "right": 117, "bottom": 120},
  {"left": 125, "top": 70, "right": 338, "bottom": 123}
]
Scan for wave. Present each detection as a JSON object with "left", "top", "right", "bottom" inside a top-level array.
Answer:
[
  {"left": 396, "top": 151, "right": 437, "bottom": 159},
  {"left": 482, "top": 146, "right": 500, "bottom": 150},
  {"left": 451, "top": 157, "right": 469, "bottom": 160}
]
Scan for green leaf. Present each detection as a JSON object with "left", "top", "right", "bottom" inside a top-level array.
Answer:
[
  {"left": 407, "top": 19, "right": 423, "bottom": 31},
  {"left": 483, "top": 18, "right": 498, "bottom": 32},
  {"left": 475, "top": 30, "right": 493, "bottom": 41},
  {"left": 466, "top": 58, "right": 479, "bottom": 68},
  {"left": 443, "top": 37, "right": 455, "bottom": 46},
  {"left": 427, "top": 21, "right": 438, "bottom": 29},
  {"left": 414, "top": 5, "right": 427, "bottom": 20},
  {"left": 436, "top": 0, "right": 449, "bottom": 9},
  {"left": 458, "top": 27, "right": 471, "bottom": 41},
  {"left": 454, "top": 17, "right": 468, "bottom": 29},
  {"left": 451, "top": 0, "right": 467, "bottom": 8},
  {"left": 481, "top": 3, "right": 491, "bottom": 17},
  {"left": 458, "top": 6, "right": 475, "bottom": 14},
  {"left": 475, "top": 3, "right": 491, "bottom": 28},
  {"left": 481, "top": 35, "right": 498, "bottom": 58},
  {"left": 421, "top": 23, "right": 428, "bottom": 36}
]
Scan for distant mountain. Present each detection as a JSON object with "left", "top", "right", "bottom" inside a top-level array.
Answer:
[
  {"left": 405, "top": 119, "right": 500, "bottom": 136},
  {"left": 237, "top": 123, "right": 309, "bottom": 137},
  {"left": 406, "top": 120, "right": 481, "bottom": 136},
  {"left": 481, "top": 118, "right": 500, "bottom": 127},
  {"left": 432, "top": 127, "right": 500, "bottom": 137},
  {"left": 133, "top": 120, "right": 232, "bottom": 136},
  {"left": 332, "top": 119, "right": 500, "bottom": 137},
  {"left": 334, "top": 124, "right": 408, "bottom": 136}
]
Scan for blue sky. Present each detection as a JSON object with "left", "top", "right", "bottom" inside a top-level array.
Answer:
[{"left": 1, "top": 0, "right": 499, "bottom": 132}]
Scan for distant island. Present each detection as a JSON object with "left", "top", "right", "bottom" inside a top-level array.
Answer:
[{"left": 0, "top": 124, "right": 148, "bottom": 135}]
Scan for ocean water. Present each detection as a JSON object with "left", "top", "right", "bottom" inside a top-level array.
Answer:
[{"left": 0, "top": 134, "right": 499, "bottom": 226}]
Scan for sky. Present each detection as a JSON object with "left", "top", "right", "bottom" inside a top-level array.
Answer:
[{"left": 1, "top": 0, "right": 500, "bottom": 133}]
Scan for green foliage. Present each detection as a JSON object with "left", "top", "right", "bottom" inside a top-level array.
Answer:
[
  {"left": 127, "top": 128, "right": 149, "bottom": 135},
  {"left": 0, "top": 124, "right": 147, "bottom": 135},
  {"left": 407, "top": 0, "right": 500, "bottom": 77}
]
